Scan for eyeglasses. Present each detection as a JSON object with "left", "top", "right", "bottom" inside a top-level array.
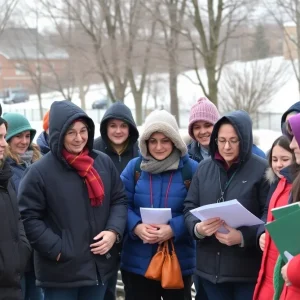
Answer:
[{"left": 215, "top": 138, "right": 240, "bottom": 147}]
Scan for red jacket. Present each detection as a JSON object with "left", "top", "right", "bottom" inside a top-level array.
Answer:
[
  {"left": 253, "top": 177, "right": 292, "bottom": 300},
  {"left": 279, "top": 255, "right": 300, "bottom": 299}
]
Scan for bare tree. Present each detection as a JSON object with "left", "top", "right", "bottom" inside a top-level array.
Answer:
[
  {"left": 184, "top": 0, "right": 258, "bottom": 108},
  {"left": 0, "top": 0, "right": 18, "bottom": 33},
  {"left": 219, "top": 58, "right": 291, "bottom": 117},
  {"left": 264, "top": 0, "right": 300, "bottom": 96}
]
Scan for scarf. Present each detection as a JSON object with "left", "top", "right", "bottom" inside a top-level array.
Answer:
[
  {"left": 0, "top": 160, "right": 12, "bottom": 187},
  {"left": 62, "top": 148, "right": 105, "bottom": 207},
  {"left": 20, "top": 150, "right": 34, "bottom": 167},
  {"left": 273, "top": 255, "right": 285, "bottom": 300},
  {"left": 140, "top": 149, "right": 181, "bottom": 174}
]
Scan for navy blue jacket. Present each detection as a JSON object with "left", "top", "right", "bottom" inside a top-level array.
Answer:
[
  {"left": 120, "top": 155, "right": 198, "bottom": 276},
  {"left": 18, "top": 101, "right": 128, "bottom": 288},
  {"left": 184, "top": 110, "right": 269, "bottom": 284},
  {"left": 94, "top": 101, "right": 139, "bottom": 175},
  {"left": 36, "top": 131, "right": 50, "bottom": 155},
  {"left": 6, "top": 158, "right": 26, "bottom": 193}
]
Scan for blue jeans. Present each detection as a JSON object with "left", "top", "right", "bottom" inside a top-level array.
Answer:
[
  {"left": 201, "top": 279, "right": 255, "bottom": 300},
  {"left": 44, "top": 283, "right": 108, "bottom": 300},
  {"left": 104, "top": 271, "right": 118, "bottom": 300},
  {"left": 193, "top": 275, "right": 208, "bottom": 300},
  {"left": 21, "top": 271, "right": 44, "bottom": 300}
]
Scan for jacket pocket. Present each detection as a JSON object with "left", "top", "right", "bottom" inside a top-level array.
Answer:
[{"left": 60, "top": 229, "right": 75, "bottom": 262}]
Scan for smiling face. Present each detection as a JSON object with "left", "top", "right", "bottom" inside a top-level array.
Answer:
[
  {"left": 107, "top": 119, "right": 129, "bottom": 146},
  {"left": 147, "top": 132, "right": 174, "bottom": 161},
  {"left": 192, "top": 120, "right": 214, "bottom": 148},
  {"left": 9, "top": 130, "right": 31, "bottom": 155},
  {"left": 0, "top": 124, "right": 7, "bottom": 160},
  {"left": 271, "top": 145, "right": 293, "bottom": 178},
  {"left": 64, "top": 121, "right": 88, "bottom": 154},
  {"left": 217, "top": 124, "right": 240, "bottom": 166}
]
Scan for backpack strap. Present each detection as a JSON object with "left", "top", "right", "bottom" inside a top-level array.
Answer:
[
  {"left": 134, "top": 157, "right": 142, "bottom": 186},
  {"left": 181, "top": 160, "right": 192, "bottom": 190}
]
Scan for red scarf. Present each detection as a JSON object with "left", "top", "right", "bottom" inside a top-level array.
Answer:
[{"left": 62, "top": 148, "right": 104, "bottom": 206}]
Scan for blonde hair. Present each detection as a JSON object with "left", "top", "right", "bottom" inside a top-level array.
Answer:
[{"left": 6, "top": 143, "right": 42, "bottom": 165}]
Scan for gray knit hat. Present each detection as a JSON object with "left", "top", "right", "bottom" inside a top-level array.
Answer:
[{"left": 139, "top": 110, "right": 187, "bottom": 157}]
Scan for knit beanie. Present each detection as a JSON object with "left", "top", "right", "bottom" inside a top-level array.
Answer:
[
  {"left": 43, "top": 110, "right": 50, "bottom": 132},
  {"left": 188, "top": 97, "right": 220, "bottom": 140},
  {"left": 139, "top": 110, "right": 187, "bottom": 157},
  {"left": 2, "top": 112, "right": 36, "bottom": 143}
]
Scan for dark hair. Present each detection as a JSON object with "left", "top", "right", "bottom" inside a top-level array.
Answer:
[{"left": 267, "top": 135, "right": 295, "bottom": 167}]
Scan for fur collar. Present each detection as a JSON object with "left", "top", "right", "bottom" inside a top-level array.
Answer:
[{"left": 265, "top": 167, "right": 278, "bottom": 184}]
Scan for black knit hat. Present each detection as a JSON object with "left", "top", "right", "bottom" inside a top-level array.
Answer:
[{"left": 0, "top": 104, "right": 7, "bottom": 128}]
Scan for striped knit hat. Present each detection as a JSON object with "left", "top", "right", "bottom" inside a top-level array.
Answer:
[{"left": 188, "top": 97, "right": 220, "bottom": 140}]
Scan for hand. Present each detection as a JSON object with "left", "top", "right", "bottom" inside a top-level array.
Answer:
[
  {"left": 215, "top": 223, "right": 242, "bottom": 246},
  {"left": 56, "top": 253, "right": 61, "bottom": 262},
  {"left": 196, "top": 218, "right": 223, "bottom": 237},
  {"left": 134, "top": 224, "right": 158, "bottom": 244},
  {"left": 281, "top": 262, "right": 291, "bottom": 286},
  {"left": 147, "top": 224, "right": 174, "bottom": 244},
  {"left": 90, "top": 231, "right": 117, "bottom": 255},
  {"left": 259, "top": 233, "right": 266, "bottom": 251}
]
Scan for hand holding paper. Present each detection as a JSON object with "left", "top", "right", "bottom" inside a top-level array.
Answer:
[
  {"left": 134, "top": 224, "right": 158, "bottom": 244},
  {"left": 215, "top": 223, "right": 243, "bottom": 246},
  {"left": 196, "top": 218, "right": 223, "bottom": 237},
  {"left": 147, "top": 224, "right": 174, "bottom": 244}
]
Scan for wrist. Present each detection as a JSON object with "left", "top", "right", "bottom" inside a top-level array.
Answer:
[{"left": 107, "top": 229, "right": 120, "bottom": 243}]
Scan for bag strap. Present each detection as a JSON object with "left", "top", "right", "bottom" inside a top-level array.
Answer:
[{"left": 181, "top": 160, "right": 192, "bottom": 191}]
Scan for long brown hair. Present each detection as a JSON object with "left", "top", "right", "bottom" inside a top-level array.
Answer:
[{"left": 5, "top": 143, "right": 41, "bottom": 164}]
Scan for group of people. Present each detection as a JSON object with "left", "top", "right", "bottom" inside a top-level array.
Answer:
[{"left": 0, "top": 96, "right": 300, "bottom": 300}]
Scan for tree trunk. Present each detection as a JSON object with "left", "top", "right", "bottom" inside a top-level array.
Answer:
[
  {"left": 134, "top": 92, "right": 143, "bottom": 125},
  {"left": 169, "top": 54, "right": 179, "bottom": 125},
  {"left": 207, "top": 67, "right": 218, "bottom": 107},
  {"left": 37, "top": 86, "right": 43, "bottom": 120},
  {"left": 79, "top": 83, "right": 86, "bottom": 110}
]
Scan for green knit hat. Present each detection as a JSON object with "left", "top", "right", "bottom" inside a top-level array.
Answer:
[{"left": 2, "top": 112, "right": 36, "bottom": 143}]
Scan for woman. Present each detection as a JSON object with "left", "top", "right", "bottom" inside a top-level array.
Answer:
[
  {"left": 273, "top": 113, "right": 300, "bottom": 299},
  {"left": 3, "top": 112, "right": 43, "bottom": 300},
  {"left": 184, "top": 110, "right": 269, "bottom": 300},
  {"left": 120, "top": 110, "right": 198, "bottom": 300},
  {"left": 253, "top": 136, "right": 295, "bottom": 300},
  {"left": 0, "top": 106, "right": 31, "bottom": 299},
  {"left": 188, "top": 97, "right": 220, "bottom": 163},
  {"left": 94, "top": 101, "right": 139, "bottom": 174},
  {"left": 18, "top": 100, "right": 128, "bottom": 300}
]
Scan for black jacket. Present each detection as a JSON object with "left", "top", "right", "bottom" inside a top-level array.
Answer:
[
  {"left": 184, "top": 110, "right": 269, "bottom": 284},
  {"left": 188, "top": 141, "right": 204, "bottom": 163},
  {"left": 19, "top": 100, "right": 128, "bottom": 288},
  {"left": 94, "top": 101, "right": 139, "bottom": 175},
  {"left": 0, "top": 163, "right": 31, "bottom": 300}
]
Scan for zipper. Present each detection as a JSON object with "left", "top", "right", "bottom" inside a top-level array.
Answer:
[{"left": 118, "top": 155, "right": 121, "bottom": 162}]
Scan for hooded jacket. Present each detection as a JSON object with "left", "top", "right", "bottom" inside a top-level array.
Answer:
[
  {"left": 184, "top": 110, "right": 269, "bottom": 284},
  {"left": 18, "top": 100, "right": 127, "bottom": 288},
  {"left": 281, "top": 102, "right": 300, "bottom": 135},
  {"left": 36, "top": 131, "right": 50, "bottom": 155},
  {"left": 94, "top": 102, "right": 139, "bottom": 174}
]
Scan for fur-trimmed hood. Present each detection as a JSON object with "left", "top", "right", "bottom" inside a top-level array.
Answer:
[
  {"left": 265, "top": 166, "right": 293, "bottom": 185},
  {"left": 265, "top": 167, "right": 278, "bottom": 184}
]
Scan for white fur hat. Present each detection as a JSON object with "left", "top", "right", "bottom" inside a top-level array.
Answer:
[{"left": 139, "top": 110, "right": 187, "bottom": 157}]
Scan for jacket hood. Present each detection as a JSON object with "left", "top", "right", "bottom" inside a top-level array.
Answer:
[
  {"left": 209, "top": 110, "right": 253, "bottom": 163},
  {"left": 49, "top": 100, "right": 95, "bottom": 160},
  {"left": 36, "top": 131, "right": 50, "bottom": 155},
  {"left": 281, "top": 102, "right": 300, "bottom": 134},
  {"left": 100, "top": 101, "right": 139, "bottom": 146}
]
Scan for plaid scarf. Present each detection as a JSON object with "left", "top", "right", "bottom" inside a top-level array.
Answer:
[{"left": 62, "top": 148, "right": 104, "bottom": 206}]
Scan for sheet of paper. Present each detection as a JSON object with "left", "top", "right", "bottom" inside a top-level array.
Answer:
[
  {"left": 140, "top": 207, "right": 172, "bottom": 225},
  {"left": 190, "top": 199, "right": 263, "bottom": 232}
]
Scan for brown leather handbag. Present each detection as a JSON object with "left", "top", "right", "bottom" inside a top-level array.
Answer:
[
  {"left": 144, "top": 242, "right": 167, "bottom": 281},
  {"left": 161, "top": 239, "right": 184, "bottom": 289}
]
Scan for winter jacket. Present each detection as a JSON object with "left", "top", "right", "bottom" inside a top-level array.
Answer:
[
  {"left": 188, "top": 141, "right": 204, "bottom": 163},
  {"left": 279, "top": 254, "right": 300, "bottom": 300},
  {"left": 184, "top": 110, "right": 269, "bottom": 284},
  {"left": 254, "top": 168, "right": 293, "bottom": 300},
  {"left": 94, "top": 101, "right": 139, "bottom": 175},
  {"left": 18, "top": 100, "right": 128, "bottom": 288},
  {"left": 252, "top": 144, "right": 266, "bottom": 159},
  {"left": 0, "top": 162, "right": 31, "bottom": 300},
  {"left": 120, "top": 155, "right": 198, "bottom": 277},
  {"left": 6, "top": 158, "right": 26, "bottom": 193},
  {"left": 36, "top": 131, "right": 50, "bottom": 155}
]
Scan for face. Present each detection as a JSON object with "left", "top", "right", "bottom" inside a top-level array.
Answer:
[
  {"left": 64, "top": 121, "right": 88, "bottom": 154},
  {"left": 271, "top": 145, "right": 293, "bottom": 178},
  {"left": 107, "top": 119, "right": 129, "bottom": 146},
  {"left": 9, "top": 130, "right": 31, "bottom": 155},
  {"left": 192, "top": 121, "right": 214, "bottom": 148},
  {"left": 217, "top": 124, "right": 240, "bottom": 166},
  {"left": 290, "top": 136, "right": 300, "bottom": 164},
  {"left": 147, "top": 132, "right": 174, "bottom": 161},
  {"left": 0, "top": 124, "right": 7, "bottom": 160}
]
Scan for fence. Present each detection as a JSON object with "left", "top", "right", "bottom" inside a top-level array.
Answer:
[{"left": 4, "top": 106, "right": 283, "bottom": 131}]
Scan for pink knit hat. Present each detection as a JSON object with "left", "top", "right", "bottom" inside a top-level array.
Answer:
[{"left": 188, "top": 97, "right": 220, "bottom": 139}]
